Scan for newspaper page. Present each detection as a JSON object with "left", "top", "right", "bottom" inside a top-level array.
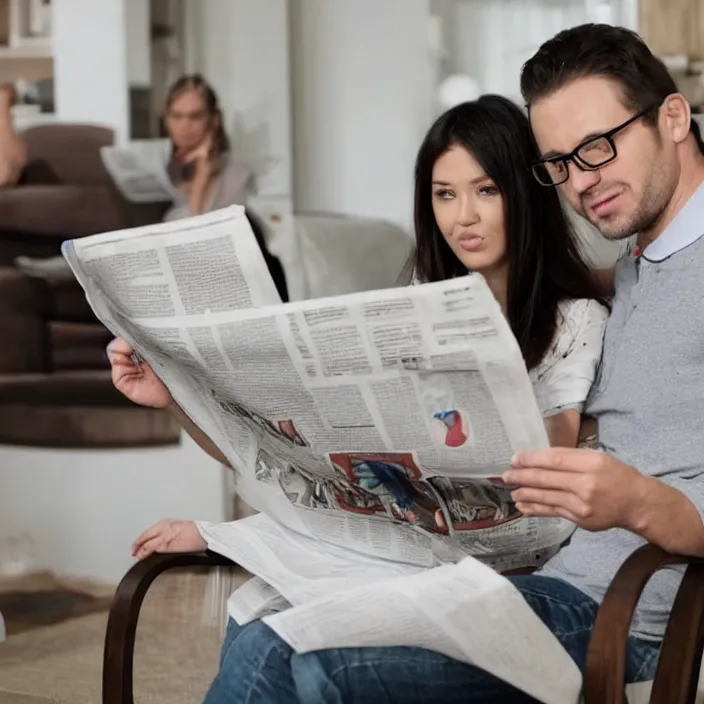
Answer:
[
  {"left": 62, "top": 205, "right": 579, "bottom": 696},
  {"left": 100, "top": 138, "right": 178, "bottom": 203},
  {"left": 262, "top": 556, "right": 582, "bottom": 704},
  {"left": 198, "top": 521, "right": 583, "bottom": 703},
  {"left": 62, "top": 205, "right": 574, "bottom": 572}
]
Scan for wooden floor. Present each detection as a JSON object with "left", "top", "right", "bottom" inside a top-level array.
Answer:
[{"left": 0, "top": 567, "right": 247, "bottom": 704}]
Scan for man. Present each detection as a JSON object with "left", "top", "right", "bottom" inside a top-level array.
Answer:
[
  {"left": 511, "top": 22, "right": 704, "bottom": 649},
  {"left": 198, "top": 25, "right": 704, "bottom": 703}
]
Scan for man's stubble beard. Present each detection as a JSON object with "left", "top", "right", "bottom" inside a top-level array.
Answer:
[
  {"left": 588, "top": 165, "right": 675, "bottom": 241},
  {"left": 592, "top": 136, "right": 678, "bottom": 241}
]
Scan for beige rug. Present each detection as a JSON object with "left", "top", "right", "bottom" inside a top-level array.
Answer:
[
  {"left": 0, "top": 567, "right": 249, "bottom": 704},
  {"left": 0, "top": 571, "right": 113, "bottom": 636}
]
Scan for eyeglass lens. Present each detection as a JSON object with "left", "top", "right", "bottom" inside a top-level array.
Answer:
[{"left": 533, "top": 136, "right": 616, "bottom": 185}]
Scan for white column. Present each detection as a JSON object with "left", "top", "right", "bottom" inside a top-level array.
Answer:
[
  {"left": 289, "top": 0, "right": 434, "bottom": 229},
  {"left": 52, "top": 0, "right": 130, "bottom": 142},
  {"left": 620, "top": 0, "right": 640, "bottom": 30},
  {"left": 125, "top": 0, "right": 151, "bottom": 88}
]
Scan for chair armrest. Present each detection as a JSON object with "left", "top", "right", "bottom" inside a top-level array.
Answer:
[
  {"left": 584, "top": 544, "right": 704, "bottom": 704},
  {"left": 650, "top": 558, "right": 704, "bottom": 704},
  {"left": 103, "top": 551, "right": 237, "bottom": 704}
]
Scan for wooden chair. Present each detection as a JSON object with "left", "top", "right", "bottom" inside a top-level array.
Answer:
[{"left": 102, "top": 545, "right": 704, "bottom": 704}]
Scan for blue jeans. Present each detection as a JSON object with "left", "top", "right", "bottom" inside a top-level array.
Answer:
[{"left": 202, "top": 575, "right": 660, "bottom": 704}]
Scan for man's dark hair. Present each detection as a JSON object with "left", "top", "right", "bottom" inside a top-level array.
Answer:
[
  {"left": 410, "top": 95, "right": 607, "bottom": 371},
  {"left": 520, "top": 23, "right": 702, "bottom": 144}
]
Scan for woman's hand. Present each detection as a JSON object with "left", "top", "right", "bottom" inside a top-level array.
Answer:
[
  {"left": 106, "top": 337, "right": 173, "bottom": 409},
  {"left": 132, "top": 519, "right": 207, "bottom": 560},
  {"left": 183, "top": 132, "right": 220, "bottom": 181},
  {"left": 180, "top": 133, "right": 220, "bottom": 215},
  {"left": 108, "top": 337, "right": 233, "bottom": 467}
]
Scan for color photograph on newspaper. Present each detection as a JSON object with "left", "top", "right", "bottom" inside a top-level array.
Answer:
[
  {"left": 328, "top": 452, "right": 448, "bottom": 534},
  {"left": 252, "top": 440, "right": 523, "bottom": 540},
  {"left": 324, "top": 452, "right": 519, "bottom": 537},
  {"left": 214, "top": 384, "right": 523, "bottom": 545}
]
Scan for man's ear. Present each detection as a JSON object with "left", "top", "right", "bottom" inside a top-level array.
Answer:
[{"left": 661, "top": 93, "right": 691, "bottom": 145}]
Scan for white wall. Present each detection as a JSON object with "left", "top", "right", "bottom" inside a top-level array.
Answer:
[
  {"left": 447, "top": 0, "right": 589, "bottom": 103},
  {"left": 441, "top": 0, "right": 638, "bottom": 105},
  {"left": 194, "top": 0, "right": 293, "bottom": 199},
  {"left": 0, "top": 435, "right": 229, "bottom": 583},
  {"left": 52, "top": 0, "right": 130, "bottom": 142},
  {"left": 435, "top": 0, "right": 634, "bottom": 267},
  {"left": 290, "top": 0, "right": 434, "bottom": 229}
]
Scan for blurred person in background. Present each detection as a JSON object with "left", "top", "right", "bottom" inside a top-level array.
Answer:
[
  {"left": 160, "top": 73, "right": 254, "bottom": 220},
  {"left": 0, "top": 82, "right": 27, "bottom": 187}
]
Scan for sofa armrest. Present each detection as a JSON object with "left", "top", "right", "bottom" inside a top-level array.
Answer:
[
  {"left": 0, "top": 185, "right": 132, "bottom": 238},
  {"left": 584, "top": 544, "right": 704, "bottom": 704},
  {"left": 103, "top": 551, "right": 237, "bottom": 704}
]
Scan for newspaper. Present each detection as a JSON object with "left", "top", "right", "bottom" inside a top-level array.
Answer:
[
  {"left": 263, "top": 555, "right": 582, "bottom": 704},
  {"left": 100, "top": 138, "right": 178, "bottom": 203},
  {"left": 62, "top": 205, "right": 580, "bottom": 703}
]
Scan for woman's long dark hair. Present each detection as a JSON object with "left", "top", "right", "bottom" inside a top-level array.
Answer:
[{"left": 412, "top": 94, "right": 605, "bottom": 370}]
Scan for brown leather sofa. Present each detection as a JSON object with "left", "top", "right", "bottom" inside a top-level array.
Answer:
[{"left": 0, "top": 123, "right": 179, "bottom": 447}]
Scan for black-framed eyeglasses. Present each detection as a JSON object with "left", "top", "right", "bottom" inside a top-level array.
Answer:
[{"left": 531, "top": 104, "right": 660, "bottom": 187}]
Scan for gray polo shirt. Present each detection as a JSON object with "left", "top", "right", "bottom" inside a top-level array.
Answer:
[{"left": 539, "top": 181, "right": 704, "bottom": 641}]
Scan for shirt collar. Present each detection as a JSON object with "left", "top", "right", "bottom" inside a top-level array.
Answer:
[{"left": 641, "top": 180, "right": 704, "bottom": 262}]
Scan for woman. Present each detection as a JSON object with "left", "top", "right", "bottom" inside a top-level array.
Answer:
[
  {"left": 112, "top": 96, "right": 614, "bottom": 703},
  {"left": 160, "top": 74, "right": 254, "bottom": 220},
  {"left": 409, "top": 95, "right": 607, "bottom": 449}
]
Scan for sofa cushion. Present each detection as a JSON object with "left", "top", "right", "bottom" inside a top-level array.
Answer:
[
  {"left": 23, "top": 123, "right": 115, "bottom": 187},
  {"left": 18, "top": 158, "right": 63, "bottom": 185},
  {"left": 0, "top": 403, "right": 181, "bottom": 448},
  {"left": 0, "top": 230, "right": 67, "bottom": 265},
  {"left": 45, "top": 278, "right": 97, "bottom": 322},
  {"left": 0, "top": 370, "right": 131, "bottom": 407},
  {"left": 267, "top": 213, "right": 413, "bottom": 302},
  {"left": 0, "top": 185, "right": 132, "bottom": 238},
  {"left": 0, "top": 268, "right": 48, "bottom": 373},
  {"left": 0, "top": 371, "right": 181, "bottom": 447},
  {"left": 49, "top": 321, "right": 112, "bottom": 370}
]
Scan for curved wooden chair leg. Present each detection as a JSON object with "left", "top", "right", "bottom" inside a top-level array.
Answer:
[
  {"left": 650, "top": 561, "right": 704, "bottom": 704},
  {"left": 102, "top": 551, "right": 236, "bottom": 704},
  {"left": 584, "top": 544, "right": 681, "bottom": 704}
]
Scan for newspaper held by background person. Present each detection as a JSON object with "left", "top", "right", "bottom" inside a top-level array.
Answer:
[
  {"left": 61, "top": 205, "right": 581, "bottom": 704},
  {"left": 100, "top": 138, "right": 178, "bottom": 203}
]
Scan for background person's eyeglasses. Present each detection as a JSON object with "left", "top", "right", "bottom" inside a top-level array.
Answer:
[{"left": 531, "top": 104, "right": 659, "bottom": 187}]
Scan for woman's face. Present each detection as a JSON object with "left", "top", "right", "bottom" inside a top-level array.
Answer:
[
  {"left": 431, "top": 144, "right": 508, "bottom": 276},
  {"left": 164, "top": 89, "right": 213, "bottom": 154}
]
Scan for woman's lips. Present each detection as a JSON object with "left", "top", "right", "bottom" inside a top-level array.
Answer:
[{"left": 459, "top": 236, "right": 483, "bottom": 252}]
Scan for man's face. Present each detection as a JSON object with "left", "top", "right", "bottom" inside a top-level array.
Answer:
[{"left": 529, "top": 76, "right": 676, "bottom": 240}]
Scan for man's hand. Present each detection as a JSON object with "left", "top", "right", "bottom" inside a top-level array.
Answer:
[
  {"left": 503, "top": 448, "right": 650, "bottom": 532},
  {"left": 505, "top": 447, "right": 704, "bottom": 557}
]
